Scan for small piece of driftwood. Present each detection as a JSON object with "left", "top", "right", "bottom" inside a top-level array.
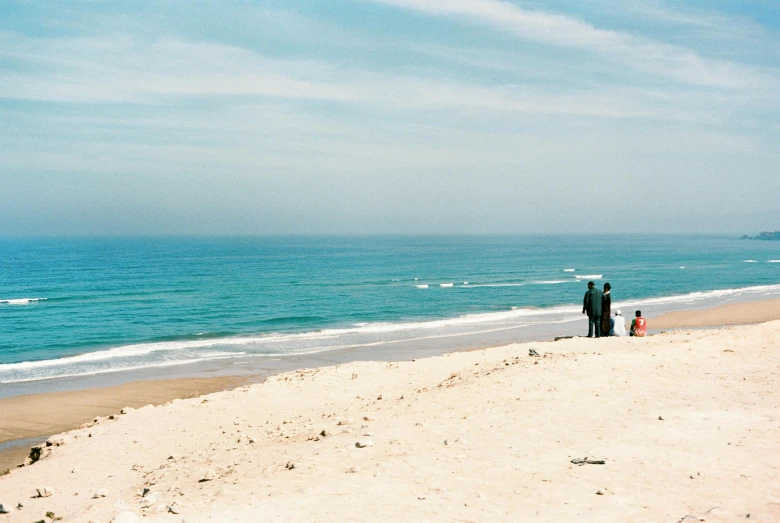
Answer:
[{"left": 571, "top": 458, "right": 606, "bottom": 466}]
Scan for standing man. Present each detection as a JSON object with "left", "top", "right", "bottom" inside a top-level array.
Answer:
[
  {"left": 600, "top": 282, "right": 612, "bottom": 336},
  {"left": 582, "top": 281, "right": 603, "bottom": 338}
]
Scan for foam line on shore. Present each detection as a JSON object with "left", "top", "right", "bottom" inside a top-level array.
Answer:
[{"left": 2, "top": 355, "right": 239, "bottom": 384}]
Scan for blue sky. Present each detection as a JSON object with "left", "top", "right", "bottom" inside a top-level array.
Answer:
[{"left": 0, "top": 0, "right": 778, "bottom": 234}]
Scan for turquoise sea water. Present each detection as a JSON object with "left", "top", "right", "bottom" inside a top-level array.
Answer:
[{"left": 1, "top": 235, "right": 779, "bottom": 386}]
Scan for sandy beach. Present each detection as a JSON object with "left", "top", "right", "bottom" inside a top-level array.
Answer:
[{"left": 0, "top": 302, "right": 779, "bottom": 521}]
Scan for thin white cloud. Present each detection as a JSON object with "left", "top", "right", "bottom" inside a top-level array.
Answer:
[
  {"left": 0, "top": 32, "right": 714, "bottom": 122},
  {"left": 628, "top": 2, "right": 768, "bottom": 35},
  {"left": 0, "top": 34, "right": 358, "bottom": 103},
  {"left": 371, "top": 0, "right": 626, "bottom": 49},
  {"left": 366, "top": 0, "right": 775, "bottom": 89}
]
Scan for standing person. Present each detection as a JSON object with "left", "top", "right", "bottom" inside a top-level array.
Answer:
[
  {"left": 610, "top": 310, "right": 627, "bottom": 336},
  {"left": 601, "top": 283, "right": 612, "bottom": 336},
  {"left": 582, "top": 281, "right": 603, "bottom": 338},
  {"left": 630, "top": 310, "right": 647, "bottom": 337}
]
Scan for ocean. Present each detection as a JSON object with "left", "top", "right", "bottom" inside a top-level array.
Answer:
[{"left": 1, "top": 235, "right": 779, "bottom": 391}]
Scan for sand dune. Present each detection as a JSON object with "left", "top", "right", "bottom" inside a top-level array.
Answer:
[{"left": 1, "top": 321, "right": 779, "bottom": 522}]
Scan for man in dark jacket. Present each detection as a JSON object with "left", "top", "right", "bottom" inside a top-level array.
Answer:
[{"left": 582, "top": 281, "right": 603, "bottom": 338}]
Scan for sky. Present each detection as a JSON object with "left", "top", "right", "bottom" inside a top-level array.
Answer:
[{"left": 0, "top": 0, "right": 778, "bottom": 235}]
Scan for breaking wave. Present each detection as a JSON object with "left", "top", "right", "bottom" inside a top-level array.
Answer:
[{"left": 0, "top": 298, "right": 47, "bottom": 305}]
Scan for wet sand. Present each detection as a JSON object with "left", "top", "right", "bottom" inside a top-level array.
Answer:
[
  {"left": 0, "top": 376, "right": 248, "bottom": 472},
  {"left": 650, "top": 298, "right": 780, "bottom": 330}
]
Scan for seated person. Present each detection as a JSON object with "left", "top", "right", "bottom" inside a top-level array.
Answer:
[
  {"left": 610, "top": 309, "right": 627, "bottom": 336},
  {"left": 630, "top": 310, "right": 647, "bottom": 337}
]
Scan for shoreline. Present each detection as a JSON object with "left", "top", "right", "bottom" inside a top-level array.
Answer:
[
  {"left": 1, "top": 296, "right": 779, "bottom": 474},
  {"left": 4, "top": 282, "right": 780, "bottom": 389}
]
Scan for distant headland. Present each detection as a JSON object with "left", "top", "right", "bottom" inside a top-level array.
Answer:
[{"left": 741, "top": 231, "right": 780, "bottom": 240}]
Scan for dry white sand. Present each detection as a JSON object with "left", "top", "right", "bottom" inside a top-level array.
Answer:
[{"left": 1, "top": 322, "right": 779, "bottom": 522}]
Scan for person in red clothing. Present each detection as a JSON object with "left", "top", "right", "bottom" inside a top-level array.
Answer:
[{"left": 630, "top": 310, "right": 647, "bottom": 337}]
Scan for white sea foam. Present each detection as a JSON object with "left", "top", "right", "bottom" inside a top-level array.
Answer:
[
  {"left": 416, "top": 284, "right": 429, "bottom": 289},
  {"left": 574, "top": 274, "right": 602, "bottom": 280},
  {"left": 563, "top": 269, "right": 575, "bottom": 272},
  {"left": 0, "top": 332, "right": 337, "bottom": 372},
  {"left": 533, "top": 280, "right": 569, "bottom": 285},
  {"left": 680, "top": 266, "right": 686, "bottom": 269},
  {"left": 0, "top": 355, "right": 239, "bottom": 384},
  {"left": 0, "top": 298, "right": 47, "bottom": 305},
  {"left": 244, "top": 323, "right": 550, "bottom": 361},
  {"left": 743, "top": 260, "right": 758, "bottom": 263},
  {"left": 768, "top": 260, "right": 780, "bottom": 263},
  {"left": 440, "top": 283, "right": 454, "bottom": 288}
]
